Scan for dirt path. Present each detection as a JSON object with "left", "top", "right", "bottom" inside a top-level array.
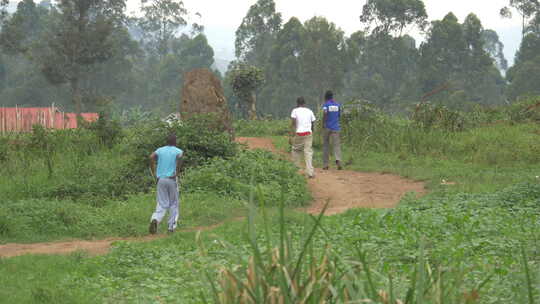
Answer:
[
  {"left": 0, "top": 223, "right": 227, "bottom": 258},
  {"left": 1, "top": 137, "right": 425, "bottom": 258},
  {"left": 237, "top": 137, "right": 426, "bottom": 215}
]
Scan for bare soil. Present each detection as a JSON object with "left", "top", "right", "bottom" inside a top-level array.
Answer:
[{"left": 0, "top": 137, "right": 426, "bottom": 258}]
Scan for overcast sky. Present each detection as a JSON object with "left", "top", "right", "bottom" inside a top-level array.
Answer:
[{"left": 129, "top": 0, "right": 522, "bottom": 64}]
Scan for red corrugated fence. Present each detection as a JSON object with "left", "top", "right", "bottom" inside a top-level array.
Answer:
[{"left": 0, "top": 106, "right": 99, "bottom": 134}]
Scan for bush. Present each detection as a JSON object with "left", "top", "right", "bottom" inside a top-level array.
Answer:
[
  {"left": 183, "top": 150, "right": 310, "bottom": 207},
  {"left": 0, "top": 114, "right": 238, "bottom": 204},
  {"left": 507, "top": 97, "right": 540, "bottom": 123}
]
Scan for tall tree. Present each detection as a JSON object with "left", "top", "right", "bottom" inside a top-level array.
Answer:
[
  {"left": 235, "top": 0, "right": 282, "bottom": 66},
  {"left": 419, "top": 13, "right": 504, "bottom": 105},
  {"left": 506, "top": 32, "right": 540, "bottom": 99},
  {"left": 0, "top": 0, "right": 8, "bottom": 24},
  {"left": 301, "top": 16, "right": 348, "bottom": 104},
  {"left": 0, "top": 0, "right": 46, "bottom": 56},
  {"left": 40, "top": 0, "right": 127, "bottom": 113},
  {"left": 348, "top": 0, "right": 427, "bottom": 106},
  {"left": 138, "top": 0, "right": 187, "bottom": 58},
  {"left": 359, "top": 0, "right": 428, "bottom": 36},
  {"left": 482, "top": 29, "right": 508, "bottom": 71},
  {"left": 262, "top": 17, "right": 306, "bottom": 116},
  {"left": 500, "top": 0, "right": 540, "bottom": 37}
]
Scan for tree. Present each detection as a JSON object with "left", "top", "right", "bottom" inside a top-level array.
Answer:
[
  {"left": 157, "top": 33, "right": 215, "bottom": 110},
  {"left": 39, "top": 0, "right": 127, "bottom": 114},
  {"left": 301, "top": 16, "right": 348, "bottom": 104},
  {"left": 506, "top": 33, "right": 540, "bottom": 99},
  {"left": 0, "top": 0, "right": 8, "bottom": 24},
  {"left": 235, "top": 0, "right": 282, "bottom": 66},
  {"left": 0, "top": 0, "right": 46, "bottom": 55},
  {"left": 262, "top": 17, "right": 306, "bottom": 116},
  {"left": 419, "top": 13, "right": 504, "bottom": 106},
  {"left": 359, "top": 0, "right": 428, "bottom": 36},
  {"left": 138, "top": 0, "right": 187, "bottom": 58},
  {"left": 230, "top": 63, "right": 265, "bottom": 120},
  {"left": 500, "top": 0, "right": 540, "bottom": 37},
  {"left": 349, "top": 0, "right": 427, "bottom": 107},
  {"left": 482, "top": 29, "right": 508, "bottom": 71}
]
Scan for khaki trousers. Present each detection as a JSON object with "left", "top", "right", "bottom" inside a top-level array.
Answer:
[
  {"left": 292, "top": 134, "right": 314, "bottom": 177},
  {"left": 322, "top": 128, "right": 341, "bottom": 168}
]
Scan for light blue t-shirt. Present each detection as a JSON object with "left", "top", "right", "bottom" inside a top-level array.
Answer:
[
  {"left": 155, "top": 146, "right": 183, "bottom": 178},
  {"left": 322, "top": 100, "right": 341, "bottom": 131}
]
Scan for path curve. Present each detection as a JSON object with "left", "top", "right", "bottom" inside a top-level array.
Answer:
[
  {"left": 1, "top": 137, "right": 426, "bottom": 258},
  {"left": 237, "top": 137, "right": 426, "bottom": 215}
]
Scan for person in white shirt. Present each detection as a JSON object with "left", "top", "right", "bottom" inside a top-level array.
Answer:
[{"left": 290, "top": 97, "right": 316, "bottom": 178}]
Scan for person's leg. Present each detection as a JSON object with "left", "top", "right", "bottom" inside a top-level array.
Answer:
[
  {"left": 304, "top": 135, "right": 314, "bottom": 177},
  {"left": 332, "top": 131, "right": 342, "bottom": 169},
  {"left": 150, "top": 178, "right": 169, "bottom": 233},
  {"left": 291, "top": 135, "right": 304, "bottom": 168},
  {"left": 322, "top": 128, "right": 330, "bottom": 169},
  {"left": 167, "top": 179, "right": 180, "bottom": 232}
]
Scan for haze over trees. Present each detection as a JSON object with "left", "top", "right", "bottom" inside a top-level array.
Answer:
[{"left": 0, "top": 0, "right": 538, "bottom": 117}]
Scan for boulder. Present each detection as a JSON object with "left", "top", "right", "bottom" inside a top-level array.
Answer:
[{"left": 181, "top": 68, "right": 233, "bottom": 135}]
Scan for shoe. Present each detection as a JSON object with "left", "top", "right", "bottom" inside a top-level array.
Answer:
[
  {"left": 167, "top": 229, "right": 175, "bottom": 234},
  {"left": 336, "top": 160, "right": 342, "bottom": 170},
  {"left": 308, "top": 175, "right": 315, "bottom": 179},
  {"left": 149, "top": 219, "right": 158, "bottom": 234},
  {"left": 323, "top": 166, "right": 329, "bottom": 170}
]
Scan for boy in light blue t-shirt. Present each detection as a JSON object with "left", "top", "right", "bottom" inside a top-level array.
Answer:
[{"left": 148, "top": 134, "right": 184, "bottom": 234}]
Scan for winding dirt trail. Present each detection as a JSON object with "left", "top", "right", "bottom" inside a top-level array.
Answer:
[
  {"left": 236, "top": 137, "right": 426, "bottom": 215},
  {"left": 0, "top": 137, "right": 426, "bottom": 258}
]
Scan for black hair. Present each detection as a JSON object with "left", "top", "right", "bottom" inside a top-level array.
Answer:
[
  {"left": 296, "top": 96, "right": 306, "bottom": 106},
  {"left": 167, "top": 134, "right": 177, "bottom": 146},
  {"left": 325, "top": 90, "right": 333, "bottom": 101}
]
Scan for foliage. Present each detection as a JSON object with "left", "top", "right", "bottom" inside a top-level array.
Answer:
[
  {"left": 360, "top": 0, "right": 428, "bottom": 36},
  {"left": 40, "top": 0, "right": 128, "bottom": 113},
  {"left": 506, "top": 96, "right": 540, "bottom": 122},
  {"left": 88, "top": 112, "right": 123, "bottom": 148},
  {"left": 229, "top": 63, "right": 265, "bottom": 120},
  {"left": 412, "top": 102, "right": 466, "bottom": 131},
  {"left": 0, "top": 115, "right": 238, "bottom": 205},
  {"left": 137, "top": 0, "right": 187, "bottom": 57},
  {"left": 183, "top": 150, "right": 310, "bottom": 207},
  {"left": 419, "top": 13, "right": 505, "bottom": 106},
  {"left": 234, "top": 0, "right": 282, "bottom": 65}
]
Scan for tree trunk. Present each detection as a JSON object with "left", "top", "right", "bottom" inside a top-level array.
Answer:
[
  {"left": 71, "top": 78, "right": 82, "bottom": 115},
  {"left": 248, "top": 91, "right": 257, "bottom": 120}
]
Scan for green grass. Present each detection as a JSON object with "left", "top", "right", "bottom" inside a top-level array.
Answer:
[
  {"left": 2, "top": 183, "right": 539, "bottom": 303},
  {"left": 0, "top": 192, "right": 246, "bottom": 244},
  {"left": 0, "top": 253, "right": 98, "bottom": 303},
  {"left": 2, "top": 111, "right": 540, "bottom": 303}
]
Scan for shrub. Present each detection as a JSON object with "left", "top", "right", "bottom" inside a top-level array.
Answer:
[
  {"left": 183, "top": 150, "right": 310, "bottom": 207},
  {"left": 507, "top": 97, "right": 540, "bottom": 123}
]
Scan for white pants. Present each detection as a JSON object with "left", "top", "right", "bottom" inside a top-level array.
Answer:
[
  {"left": 291, "top": 134, "right": 314, "bottom": 177},
  {"left": 151, "top": 178, "right": 179, "bottom": 230}
]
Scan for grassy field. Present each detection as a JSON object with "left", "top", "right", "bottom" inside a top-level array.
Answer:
[{"left": 1, "top": 103, "right": 540, "bottom": 303}]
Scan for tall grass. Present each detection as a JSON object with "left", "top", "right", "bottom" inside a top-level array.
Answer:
[{"left": 199, "top": 192, "right": 509, "bottom": 304}]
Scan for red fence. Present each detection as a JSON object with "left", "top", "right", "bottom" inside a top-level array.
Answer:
[{"left": 0, "top": 106, "right": 99, "bottom": 134}]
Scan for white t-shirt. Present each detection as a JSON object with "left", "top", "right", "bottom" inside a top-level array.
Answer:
[{"left": 291, "top": 107, "right": 316, "bottom": 133}]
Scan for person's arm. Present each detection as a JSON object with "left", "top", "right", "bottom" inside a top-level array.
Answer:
[
  {"left": 322, "top": 105, "right": 328, "bottom": 129},
  {"left": 175, "top": 152, "right": 184, "bottom": 177},
  {"left": 149, "top": 152, "right": 157, "bottom": 180}
]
